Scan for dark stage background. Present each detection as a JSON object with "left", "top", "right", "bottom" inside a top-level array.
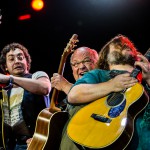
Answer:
[{"left": 0, "top": 0, "right": 150, "bottom": 101}]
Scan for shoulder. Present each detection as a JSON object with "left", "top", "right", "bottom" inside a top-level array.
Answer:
[
  {"left": 74, "top": 69, "right": 111, "bottom": 85},
  {"left": 74, "top": 69, "right": 106, "bottom": 84},
  {"left": 89, "top": 69, "right": 106, "bottom": 73},
  {"left": 85, "top": 69, "right": 110, "bottom": 78},
  {"left": 32, "top": 71, "right": 49, "bottom": 79}
]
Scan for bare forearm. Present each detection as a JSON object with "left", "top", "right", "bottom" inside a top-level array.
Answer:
[
  {"left": 51, "top": 73, "right": 73, "bottom": 94},
  {"left": 68, "top": 81, "right": 114, "bottom": 104},
  {"left": 68, "top": 73, "right": 137, "bottom": 104},
  {"left": 13, "top": 76, "right": 51, "bottom": 95},
  {"left": 62, "top": 82, "right": 73, "bottom": 94}
]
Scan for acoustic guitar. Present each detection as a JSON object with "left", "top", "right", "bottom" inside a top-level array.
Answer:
[
  {"left": 67, "top": 49, "right": 150, "bottom": 150},
  {"left": 27, "top": 34, "right": 78, "bottom": 150}
]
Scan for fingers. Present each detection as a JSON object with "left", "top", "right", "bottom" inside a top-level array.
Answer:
[
  {"left": 137, "top": 54, "right": 149, "bottom": 63},
  {"left": 26, "top": 138, "right": 32, "bottom": 147},
  {"left": 135, "top": 61, "right": 150, "bottom": 73},
  {"left": 51, "top": 76, "right": 58, "bottom": 88},
  {"left": 53, "top": 73, "right": 59, "bottom": 77},
  {"left": 135, "top": 54, "right": 150, "bottom": 70},
  {"left": 51, "top": 73, "right": 59, "bottom": 82},
  {"left": 143, "top": 63, "right": 150, "bottom": 72},
  {"left": 122, "top": 77, "right": 137, "bottom": 89},
  {"left": 51, "top": 74, "right": 58, "bottom": 88},
  {"left": 124, "top": 80, "right": 137, "bottom": 89},
  {"left": 50, "top": 73, "right": 63, "bottom": 90},
  {"left": 113, "top": 73, "right": 138, "bottom": 92}
]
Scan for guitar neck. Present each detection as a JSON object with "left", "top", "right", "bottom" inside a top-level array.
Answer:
[
  {"left": 49, "top": 34, "right": 78, "bottom": 112},
  {"left": 49, "top": 55, "right": 66, "bottom": 112}
]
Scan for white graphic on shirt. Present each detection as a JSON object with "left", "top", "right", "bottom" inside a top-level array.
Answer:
[{"left": 3, "top": 87, "right": 24, "bottom": 126}]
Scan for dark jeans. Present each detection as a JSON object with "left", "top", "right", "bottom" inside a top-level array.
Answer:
[
  {"left": 5, "top": 136, "right": 29, "bottom": 150},
  {"left": 14, "top": 144, "right": 27, "bottom": 150}
]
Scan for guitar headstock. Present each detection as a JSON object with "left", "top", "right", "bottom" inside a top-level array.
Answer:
[
  {"left": 51, "top": 34, "right": 79, "bottom": 107},
  {"left": 63, "top": 34, "right": 79, "bottom": 58}
]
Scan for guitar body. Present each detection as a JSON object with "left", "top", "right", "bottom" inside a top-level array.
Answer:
[
  {"left": 27, "top": 34, "right": 78, "bottom": 150},
  {"left": 67, "top": 83, "right": 149, "bottom": 149},
  {"left": 27, "top": 109, "right": 69, "bottom": 150}
]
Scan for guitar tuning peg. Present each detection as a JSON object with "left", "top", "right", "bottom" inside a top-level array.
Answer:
[{"left": 73, "top": 45, "right": 77, "bottom": 48}]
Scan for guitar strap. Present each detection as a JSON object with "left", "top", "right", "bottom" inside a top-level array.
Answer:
[
  {"left": 0, "top": 88, "right": 5, "bottom": 150},
  {"left": 56, "top": 97, "right": 68, "bottom": 111},
  {"left": 109, "top": 70, "right": 142, "bottom": 83},
  {"left": 109, "top": 70, "right": 128, "bottom": 78}
]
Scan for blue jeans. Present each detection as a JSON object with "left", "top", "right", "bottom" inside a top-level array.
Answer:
[{"left": 14, "top": 144, "right": 27, "bottom": 150}]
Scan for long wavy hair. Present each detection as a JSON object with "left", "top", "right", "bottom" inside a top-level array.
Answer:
[{"left": 96, "top": 34, "right": 138, "bottom": 70}]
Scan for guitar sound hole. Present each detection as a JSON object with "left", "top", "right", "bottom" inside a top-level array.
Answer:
[
  {"left": 108, "top": 100, "right": 126, "bottom": 118},
  {"left": 107, "top": 92, "right": 125, "bottom": 106}
]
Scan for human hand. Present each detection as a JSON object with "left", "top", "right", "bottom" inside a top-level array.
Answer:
[
  {"left": 0, "top": 73, "right": 10, "bottom": 83},
  {"left": 51, "top": 73, "right": 68, "bottom": 90},
  {"left": 135, "top": 54, "right": 150, "bottom": 85},
  {"left": 26, "top": 138, "right": 32, "bottom": 147},
  {"left": 110, "top": 73, "right": 138, "bottom": 92}
]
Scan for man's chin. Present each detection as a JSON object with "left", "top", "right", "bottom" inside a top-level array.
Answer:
[
  {"left": 78, "top": 75, "right": 83, "bottom": 79},
  {"left": 13, "top": 70, "right": 24, "bottom": 76}
]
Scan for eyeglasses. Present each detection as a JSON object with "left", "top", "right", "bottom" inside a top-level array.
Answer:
[
  {"left": 71, "top": 58, "right": 93, "bottom": 68},
  {"left": 7, "top": 54, "right": 25, "bottom": 63}
]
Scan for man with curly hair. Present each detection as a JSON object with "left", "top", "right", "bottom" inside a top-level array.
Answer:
[{"left": 0, "top": 42, "right": 51, "bottom": 150}]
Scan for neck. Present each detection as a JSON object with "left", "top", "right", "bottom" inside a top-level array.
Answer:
[{"left": 109, "top": 64, "right": 134, "bottom": 73}]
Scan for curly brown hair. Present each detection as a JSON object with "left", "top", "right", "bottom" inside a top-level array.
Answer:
[{"left": 0, "top": 42, "right": 32, "bottom": 73}]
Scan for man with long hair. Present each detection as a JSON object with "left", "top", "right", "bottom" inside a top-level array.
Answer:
[{"left": 65, "top": 34, "right": 150, "bottom": 149}]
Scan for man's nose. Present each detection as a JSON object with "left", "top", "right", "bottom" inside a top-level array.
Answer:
[
  {"left": 78, "top": 62, "right": 86, "bottom": 69},
  {"left": 14, "top": 57, "right": 20, "bottom": 62}
]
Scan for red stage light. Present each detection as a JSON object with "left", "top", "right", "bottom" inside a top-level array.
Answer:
[{"left": 18, "top": 14, "right": 31, "bottom": 20}]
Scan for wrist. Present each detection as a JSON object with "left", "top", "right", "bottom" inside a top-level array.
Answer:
[
  {"left": 3, "top": 75, "right": 14, "bottom": 90},
  {"left": 108, "top": 80, "right": 114, "bottom": 93},
  {"left": 9, "top": 75, "right": 14, "bottom": 84},
  {"left": 62, "top": 82, "right": 73, "bottom": 94}
]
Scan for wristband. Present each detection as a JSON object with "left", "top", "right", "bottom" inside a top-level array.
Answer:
[
  {"left": 3, "top": 75, "right": 14, "bottom": 90},
  {"left": 9, "top": 75, "right": 14, "bottom": 84}
]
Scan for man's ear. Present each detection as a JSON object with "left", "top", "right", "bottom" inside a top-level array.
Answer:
[{"left": 5, "top": 65, "right": 9, "bottom": 74}]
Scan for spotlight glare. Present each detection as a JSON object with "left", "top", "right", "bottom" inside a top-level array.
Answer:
[{"left": 31, "top": 0, "right": 44, "bottom": 11}]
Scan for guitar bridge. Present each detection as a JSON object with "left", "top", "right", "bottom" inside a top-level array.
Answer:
[{"left": 91, "top": 113, "right": 111, "bottom": 123}]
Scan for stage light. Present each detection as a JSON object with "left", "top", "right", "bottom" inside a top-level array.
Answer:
[
  {"left": 18, "top": 14, "right": 31, "bottom": 20},
  {"left": 31, "top": 0, "right": 44, "bottom": 11}
]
